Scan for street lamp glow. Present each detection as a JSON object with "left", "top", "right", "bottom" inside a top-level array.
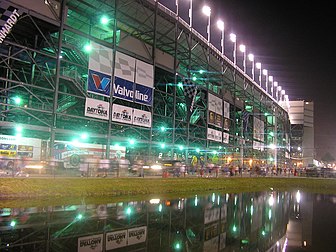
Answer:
[
  {"left": 100, "top": 15, "right": 109, "bottom": 25},
  {"left": 230, "top": 33, "right": 237, "bottom": 65},
  {"left": 217, "top": 20, "right": 224, "bottom": 31},
  {"left": 229, "top": 33, "right": 236, "bottom": 42},
  {"left": 239, "top": 44, "right": 246, "bottom": 52},
  {"left": 202, "top": 5, "right": 211, "bottom": 43},
  {"left": 202, "top": 5, "right": 211, "bottom": 16},
  {"left": 239, "top": 44, "right": 246, "bottom": 72}
]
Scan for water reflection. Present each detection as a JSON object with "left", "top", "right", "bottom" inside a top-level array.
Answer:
[{"left": 1, "top": 191, "right": 335, "bottom": 252}]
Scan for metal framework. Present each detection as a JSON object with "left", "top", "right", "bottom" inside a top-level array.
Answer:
[{"left": 0, "top": 0, "right": 291, "bottom": 168}]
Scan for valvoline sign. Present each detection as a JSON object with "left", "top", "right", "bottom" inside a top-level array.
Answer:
[{"left": 87, "top": 69, "right": 111, "bottom": 97}]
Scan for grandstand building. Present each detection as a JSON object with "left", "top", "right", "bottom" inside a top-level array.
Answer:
[{"left": 0, "top": 0, "right": 291, "bottom": 169}]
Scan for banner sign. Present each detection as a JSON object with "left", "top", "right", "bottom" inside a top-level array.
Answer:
[
  {"left": 78, "top": 234, "right": 103, "bottom": 252},
  {"left": 113, "top": 51, "right": 153, "bottom": 106},
  {"left": 223, "top": 101, "right": 230, "bottom": 119},
  {"left": 84, "top": 98, "right": 109, "bottom": 120},
  {"left": 128, "top": 226, "right": 147, "bottom": 246},
  {"left": 87, "top": 42, "right": 113, "bottom": 97},
  {"left": 133, "top": 108, "right": 151, "bottom": 128},
  {"left": 223, "top": 132, "right": 229, "bottom": 144},
  {"left": 106, "top": 230, "right": 127, "bottom": 250},
  {"left": 0, "top": 0, "right": 24, "bottom": 44},
  {"left": 253, "top": 117, "right": 265, "bottom": 142},
  {"left": 112, "top": 104, "right": 152, "bottom": 128},
  {"left": 207, "top": 128, "right": 222, "bottom": 142},
  {"left": 208, "top": 93, "right": 223, "bottom": 128},
  {"left": 112, "top": 104, "right": 133, "bottom": 124},
  {"left": 223, "top": 118, "right": 230, "bottom": 131}
]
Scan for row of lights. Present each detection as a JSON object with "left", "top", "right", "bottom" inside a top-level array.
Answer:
[{"left": 172, "top": 0, "right": 289, "bottom": 106}]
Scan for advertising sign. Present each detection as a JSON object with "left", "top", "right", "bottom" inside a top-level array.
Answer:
[
  {"left": 127, "top": 226, "right": 147, "bottom": 245},
  {"left": 84, "top": 98, "right": 109, "bottom": 120},
  {"left": 106, "top": 230, "right": 127, "bottom": 250},
  {"left": 77, "top": 234, "right": 103, "bottom": 252},
  {"left": 133, "top": 108, "right": 151, "bottom": 128},
  {"left": 207, "top": 128, "right": 222, "bottom": 143},
  {"left": 112, "top": 104, "right": 133, "bottom": 125},
  {"left": 87, "top": 42, "right": 113, "bottom": 97}
]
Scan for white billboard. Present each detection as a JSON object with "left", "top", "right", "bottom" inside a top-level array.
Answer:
[
  {"left": 112, "top": 104, "right": 133, "bottom": 124},
  {"left": 84, "top": 98, "right": 109, "bottom": 120},
  {"left": 127, "top": 226, "right": 147, "bottom": 245},
  {"left": 77, "top": 234, "right": 103, "bottom": 252},
  {"left": 106, "top": 230, "right": 127, "bottom": 250}
]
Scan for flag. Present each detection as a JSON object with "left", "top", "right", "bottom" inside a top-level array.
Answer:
[
  {"left": 183, "top": 80, "right": 197, "bottom": 122},
  {"left": 242, "top": 110, "right": 250, "bottom": 135}
]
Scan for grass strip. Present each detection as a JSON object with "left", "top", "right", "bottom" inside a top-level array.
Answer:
[{"left": 1, "top": 177, "right": 335, "bottom": 207}]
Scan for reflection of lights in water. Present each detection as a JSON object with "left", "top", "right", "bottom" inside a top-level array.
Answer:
[
  {"left": 282, "top": 238, "right": 288, "bottom": 252},
  {"left": 234, "top": 196, "right": 237, "bottom": 205},
  {"left": 212, "top": 193, "right": 215, "bottom": 203},
  {"left": 178, "top": 200, "right": 181, "bottom": 209},
  {"left": 268, "top": 209, "right": 272, "bottom": 220},
  {"left": 296, "top": 190, "right": 301, "bottom": 203},
  {"left": 269, "top": 194, "right": 274, "bottom": 206},
  {"left": 217, "top": 195, "right": 220, "bottom": 205},
  {"left": 226, "top": 194, "right": 229, "bottom": 202},
  {"left": 194, "top": 195, "right": 198, "bottom": 206}
]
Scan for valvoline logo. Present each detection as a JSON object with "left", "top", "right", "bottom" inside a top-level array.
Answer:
[{"left": 87, "top": 69, "right": 111, "bottom": 96}]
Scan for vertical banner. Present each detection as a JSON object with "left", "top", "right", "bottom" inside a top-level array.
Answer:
[
  {"left": 223, "top": 101, "right": 230, "bottom": 119},
  {"left": 87, "top": 42, "right": 113, "bottom": 97},
  {"left": 135, "top": 59, "right": 154, "bottom": 105},
  {"left": 78, "top": 234, "right": 103, "bottom": 252},
  {"left": 84, "top": 98, "right": 109, "bottom": 120},
  {"left": 183, "top": 80, "right": 197, "bottom": 122},
  {"left": 113, "top": 51, "right": 136, "bottom": 102},
  {"left": 253, "top": 117, "right": 264, "bottom": 142}
]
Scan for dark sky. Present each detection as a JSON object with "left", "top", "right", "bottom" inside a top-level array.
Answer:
[{"left": 160, "top": 0, "right": 336, "bottom": 160}]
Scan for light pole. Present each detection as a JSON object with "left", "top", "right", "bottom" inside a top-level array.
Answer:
[
  {"left": 202, "top": 5, "right": 211, "bottom": 43},
  {"left": 262, "top": 69, "right": 268, "bottom": 92},
  {"left": 268, "top": 75, "right": 273, "bottom": 97},
  {"left": 256, "top": 62, "right": 262, "bottom": 86},
  {"left": 189, "top": 0, "right": 193, "bottom": 27},
  {"left": 273, "top": 81, "right": 278, "bottom": 100},
  {"left": 276, "top": 86, "right": 282, "bottom": 102},
  {"left": 248, "top": 53, "right": 254, "bottom": 81},
  {"left": 230, "top": 33, "right": 237, "bottom": 65},
  {"left": 239, "top": 44, "right": 246, "bottom": 73},
  {"left": 217, "top": 20, "right": 224, "bottom": 55}
]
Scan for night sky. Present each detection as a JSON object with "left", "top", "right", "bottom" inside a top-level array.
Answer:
[{"left": 160, "top": 0, "right": 336, "bottom": 160}]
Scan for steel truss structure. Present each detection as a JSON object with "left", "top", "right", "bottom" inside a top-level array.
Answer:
[{"left": 0, "top": 0, "right": 291, "bottom": 168}]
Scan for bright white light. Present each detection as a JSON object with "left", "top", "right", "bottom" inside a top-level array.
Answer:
[
  {"left": 262, "top": 69, "right": 268, "bottom": 75},
  {"left": 239, "top": 44, "right": 246, "bottom": 52},
  {"left": 269, "top": 144, "right": 276, "bottom": 149},
  {"left": 248, "top": 53, "right": 254, "bottom": 61},
  {"left": 149, "top": 199, "right": 160, "bottom": 204},
  {"left": 229, "top": 33, "right": 236, "bottom": 42},
  {"left": 296, "top": 190, "right": 301, "bottom": 203},
  {"left": 268, "top": 75, "right": 273, "bottom": 81},
  {"left": 274, "top": 81, "right": 278, "bottom": 87},
  {"left": 281, "top": 90, "right": 285, "bottom": 95},
  {"left": 217, "top": 20, "right": 224, "bottom": 31},
  {"left": 255, "top": 62, "right": 261, "bottom": 69},
  {"left": 151, "top": 164, "right": 162, "bottom": 170},
  {"left": 268, "top": 194, "right": 274, "bottom": 206},
  {"left": 277, "top": 86, "right": 282, "bottom": 91},
  {"left": 202, "top": 5, "right": 211, "bottom": 16}
]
